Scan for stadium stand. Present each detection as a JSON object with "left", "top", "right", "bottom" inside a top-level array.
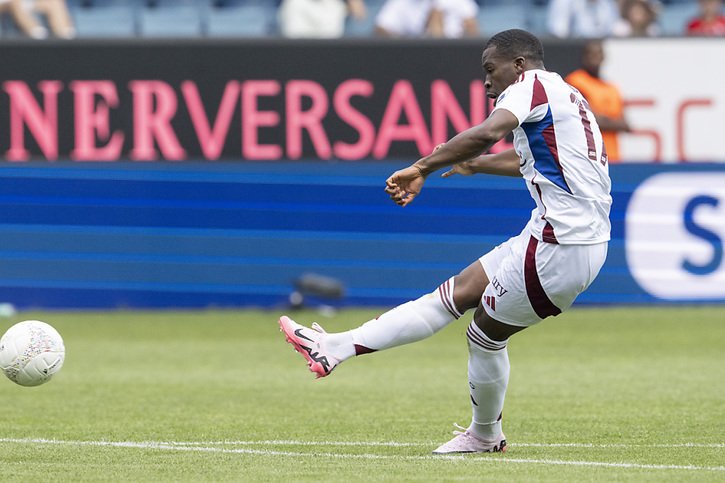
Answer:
[
  {"left": 53, "top": 0, "right": 718, "bottom": 39},
  {"left": 476, "top": 0, "right": 528, "bottom": 36},
  {"left": 139, "top": 0, "right": 203, "bottom": 37},
  {"left": 68, "top": 0, "right": 138, "bottom": 37},
  {"left": 345, "top": 0, "right": 385, "bottom": 37},
  {"left": 205, "top": 0, "right": 276, "bottom": 37},
  {"left": 658, "top": 1, "right": 700, "bottom": 36}
]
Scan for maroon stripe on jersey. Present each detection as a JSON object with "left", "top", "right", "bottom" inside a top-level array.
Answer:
[
  {"left": 578, "top": 103, "right": 598, "bottom": 161},
  {"left": 438, "top": 281, "right": 460, "bottom": 319},
  {"left": 531, "top": 178, "right": 558, "bottom": 244},
  {"left": 524, "top": 236, "right": 562, "bottom": 319},
  {"left": 530, "top": 74, "right": 548, "bottom": 110},
  {"left": 542, "top": 221, "right": 558, "bottom": 244}
]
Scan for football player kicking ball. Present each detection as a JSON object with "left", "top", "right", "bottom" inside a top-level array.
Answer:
[{"left": 279, "top": 29, "right": 611, "bottom": 454}]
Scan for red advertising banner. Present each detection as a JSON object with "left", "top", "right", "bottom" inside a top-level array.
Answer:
[{"left": 0, "top": 39, "right": 582, "bottom": 162}]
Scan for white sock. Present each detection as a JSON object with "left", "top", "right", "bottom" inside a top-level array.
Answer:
[
  {"left": 324, "top": 278, "right": 462, "bottom": 361},
  {"left": 466, "top": 322, "right": 510, "bottom": 441}
]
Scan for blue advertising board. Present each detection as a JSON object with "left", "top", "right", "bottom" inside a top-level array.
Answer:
[{"left": 0, "top": 162, "right": 722, "bottom": 309}]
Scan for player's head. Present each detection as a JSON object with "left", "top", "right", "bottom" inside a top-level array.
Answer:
[
  {"left": 481, "top": 29, "right": 545, "bottom": 99},
  {"left": 581, "top": 39, "right": 605, "bottom": 78}
]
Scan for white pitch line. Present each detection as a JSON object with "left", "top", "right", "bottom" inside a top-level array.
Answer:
[
  {"left": 0, "top": 438, "right": 724, "bottom": 473},
  {"left": 159, "top": 440, "right": 725, "bottom": 449},
  {"left": 515, "top": 442, "right": 725, "bottom": 449}
]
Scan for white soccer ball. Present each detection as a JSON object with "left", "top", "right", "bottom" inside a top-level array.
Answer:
[{"left": 0, "top": 320, "right": 65, "bottom": 387}]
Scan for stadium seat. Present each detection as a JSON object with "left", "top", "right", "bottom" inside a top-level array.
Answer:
[
  {"left": 205, "top": 2, "right": 275, "bottom": 37},
  {"left": 525, "top": 3, "right": 550, "bottom": 36},
  {"left": 70, "top": 0, "right": 138, "bottom": 37},
  {"left": 478, "top": 3, "right": 528, "bottom": 36},
  {"left": 658, "top": 2, "right": 700, "bottom": 36},
  {"left": 345, "top": 0, "right": 386, "bottom": 37},
  {"left": 139, "top": 0, "right": 203, "bottom": 37}
]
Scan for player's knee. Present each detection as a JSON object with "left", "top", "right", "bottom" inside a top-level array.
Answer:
[{"left": 473, "top": 304, "right": 525, "bottom": 342}]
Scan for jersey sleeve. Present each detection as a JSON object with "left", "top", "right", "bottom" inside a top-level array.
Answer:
[{"left": 492, "top": 75, "right": 548, "bottom": 127}]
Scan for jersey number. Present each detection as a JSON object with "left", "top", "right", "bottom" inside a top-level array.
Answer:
[{"left": 569, "top": 91, "right": 607, "bottom": 166}]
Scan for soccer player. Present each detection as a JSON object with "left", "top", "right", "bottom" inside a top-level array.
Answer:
[{"left": 279, "top": 29, "right": 611, "bottom": 454}]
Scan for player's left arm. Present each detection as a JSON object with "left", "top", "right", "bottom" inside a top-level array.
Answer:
[
  {"left": 385, "top": 109, "right": 519, "bottom": 206},
  {"left": 441, "top": 148, "right": 522, "bottom": 178}
]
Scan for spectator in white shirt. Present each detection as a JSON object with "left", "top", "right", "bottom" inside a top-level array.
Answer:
[
  {"left": 547, "top": 0, "right": 619, "bottom": 38},
  {"left": 278, "top": 0, "right": 366, "bottom": 38},
  {"left": 375, "top": 0, "right": 479, "bottom": 38}
]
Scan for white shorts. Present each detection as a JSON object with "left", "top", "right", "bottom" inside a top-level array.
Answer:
[{"left": 479, "top": 228, "right": 608, "bottom": 327}]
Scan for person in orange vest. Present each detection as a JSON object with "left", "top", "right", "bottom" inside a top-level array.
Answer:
[{"left": 565, "top": 39, "right": 631, "bottom": 163}]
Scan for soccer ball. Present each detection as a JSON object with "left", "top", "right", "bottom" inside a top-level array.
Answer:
[{"left": 0, "top": 320, "right": 65, "bottom": 387}]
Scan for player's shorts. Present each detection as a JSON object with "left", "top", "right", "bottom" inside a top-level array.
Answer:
[{"left": 479, "top": 227, "right": 608, "bottom": 327}]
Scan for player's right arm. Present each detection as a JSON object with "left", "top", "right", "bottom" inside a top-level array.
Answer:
[
  {"left": 441, "top": 148, "right": 522, "bottom": 178},
  {"left": 385, "top": 109, "right": 519, "bottom": 207}
]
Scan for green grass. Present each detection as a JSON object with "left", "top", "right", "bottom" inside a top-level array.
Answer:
[{"left": 0, "top": 306, "right": 723, "bottom": 481}]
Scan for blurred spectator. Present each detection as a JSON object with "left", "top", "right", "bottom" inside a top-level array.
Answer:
[
  {"left": 375, "top": 0, "right": 478, "bottom": 38},
  {"left": 278, "top": 0, "right": 366, "bottom": 38},
  {"left": 613, "top": 0, "right": 660, "bottom": 37},
  {"left": 565, "top": 39, "right": 631, "bottom": 163},
  {"left": 427, "top": 0, "right": 479, "bottom": 38},
  {"left": 0, "top": 0, "right": 75, "bottom": 39},
  {"left": 547, "top": 0, "right": 619, "bottom": 38},
  {"left": 686, "top": 0, "right": 725, "bottom": 36}
]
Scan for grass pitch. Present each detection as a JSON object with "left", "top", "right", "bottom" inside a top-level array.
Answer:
[{"left": 0, "top": 306, "right": 723, "bottom": 481}]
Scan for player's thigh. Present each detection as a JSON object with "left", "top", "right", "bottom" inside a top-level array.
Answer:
[
  {"left": 481, "top": 236, "right": 608, "bottom": 328},
  {"left": 453, "top": 233, "right": 522, "bottom": 312},
  {"left": 539, "top": 241, "right": 608, "bottom": 311},
  {"left": 452, "top": 260, "right": 488, "bottom": 312},
  {"left": 473, "top": 303, "right": 527, "bottom": 341}
]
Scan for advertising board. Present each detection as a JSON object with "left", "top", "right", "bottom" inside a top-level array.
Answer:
[
  {"left": 604, "top": 39, "right": 725, "bottom": 162},
  {"left": 0, "top": 162, "right": 722, "bottom": 308}
]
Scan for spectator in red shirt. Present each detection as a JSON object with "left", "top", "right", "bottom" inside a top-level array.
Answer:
[{"left": 686, "top": 0, "right": 725, "bottom": 36}]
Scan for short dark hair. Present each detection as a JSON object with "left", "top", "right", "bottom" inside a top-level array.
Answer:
[{"left": 484, "top": 29, "right": 544, "bottom": 64}]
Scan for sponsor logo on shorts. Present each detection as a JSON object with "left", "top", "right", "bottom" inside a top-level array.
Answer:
[
  {"left": 491, "top": 277, "right": 508, "bottom": 297},
  {"left": 483, "top": 295, "right": 496, "bottom": 311}
]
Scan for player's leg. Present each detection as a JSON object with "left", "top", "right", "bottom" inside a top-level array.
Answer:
[
  {"left": 434, "top": 236, "right": 608, "bottom": 454},
  {"left": 433, "top": 263, "right": 524, "bottom": 454},
  {"left": 457, "top": 306, "right": 523, "bottom": 450},
  {"left": 279, "top": 259, "right": 487, "bottom": 378}
]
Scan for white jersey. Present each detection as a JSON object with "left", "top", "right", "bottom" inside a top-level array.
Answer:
[{"left": 492, "top": 69, "right": 612, "bottom": 245}]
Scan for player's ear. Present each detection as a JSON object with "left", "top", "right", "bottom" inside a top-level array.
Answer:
[{"left": 513, "top": 56, "right": 525, "bottom": 74}]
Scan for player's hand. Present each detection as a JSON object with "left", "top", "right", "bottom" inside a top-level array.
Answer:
[
  {"left": 441, "top": 160, "right": 475, "bottom": 178},
  {"left": 385, "top": 165, "right": 426, "bottom": 207}
]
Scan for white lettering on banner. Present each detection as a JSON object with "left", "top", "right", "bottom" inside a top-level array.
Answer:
[
  {"left": 603, "top": 39, "right": 725, "bottom": 162},
  {"left": 626, "top": 173, "right": 725, "bottom": 299}
]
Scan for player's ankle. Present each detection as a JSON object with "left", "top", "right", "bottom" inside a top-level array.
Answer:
[
  {"left": 468, "top": 421, "right": 502, "bottom": 442},
  {"left": 324, "top": 332, "right": 356, "bottom": 361}
]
